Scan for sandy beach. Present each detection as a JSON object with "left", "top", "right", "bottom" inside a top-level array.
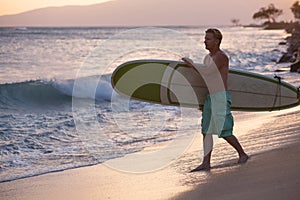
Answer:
[
  {"left": 1, "top": 106, "right": 300, "bottom": 200},
  {"left": 175, "top": 143, "right": 300, "bottom": 200}
]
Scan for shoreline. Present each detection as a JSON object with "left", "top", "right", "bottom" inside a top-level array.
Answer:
[{"left": 1, "top": 106, "right": 299, "bottom": 200}]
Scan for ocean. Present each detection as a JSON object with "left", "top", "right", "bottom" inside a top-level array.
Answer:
[{"left": 0, "top": 26, "right": 299, "bottom": 182}]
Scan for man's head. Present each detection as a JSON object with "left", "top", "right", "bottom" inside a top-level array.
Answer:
[{"left": 204, "top": 28, "right": 223, "bottom": 50}]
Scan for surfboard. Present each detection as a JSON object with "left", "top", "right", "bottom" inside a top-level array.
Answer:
[{"left": 111, "top": 59, "right": 300, "bottom": 111}]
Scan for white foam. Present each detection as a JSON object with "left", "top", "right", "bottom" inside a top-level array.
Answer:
[{"left": 52, "top": 75, "right": 113, "bottom": 101}]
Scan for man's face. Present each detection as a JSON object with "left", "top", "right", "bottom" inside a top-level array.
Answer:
[{"left": 204, "top": 32, "right": 218, "bottom": 50}]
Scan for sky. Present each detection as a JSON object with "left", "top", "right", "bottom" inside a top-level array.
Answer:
[
  {"left": 0, "top": 0, "right": 111, "bottom": 15},
  {"left": 0, "top": 0, "right": 297, "bottom": 25}
]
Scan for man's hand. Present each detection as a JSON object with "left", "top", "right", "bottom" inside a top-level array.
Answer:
[{"left": 181, "top": 57, "right": 194, "bottom": 67}]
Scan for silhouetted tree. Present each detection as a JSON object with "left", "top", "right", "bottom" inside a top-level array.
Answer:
[
  {"left": 291, "top": 1, "right": 300, "bottom": 20},
  {"left": 252, "top": 4, "right": 283, "bottom": 23},
  {"left": 230, "top": 18, "right": 240, "bottom": 26}
]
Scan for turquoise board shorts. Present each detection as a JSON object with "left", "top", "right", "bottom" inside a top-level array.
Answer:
[{"left": 201, "top": 91, "right": 234, "bottom": 138}]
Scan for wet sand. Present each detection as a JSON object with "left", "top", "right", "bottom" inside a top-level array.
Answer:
[
  {"left": 0, "top": 106, "right": 299, "bottom": 200},
  {"left": 174, "top": 143, "right": 300, "bottom": 200}
]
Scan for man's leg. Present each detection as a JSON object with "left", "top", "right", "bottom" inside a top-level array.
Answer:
[
  {"left": 190, "top": 134, "right": 213, "bottom": 172},
  {"left": 223, "top": 135, "right": 249, "bottom": 163}
]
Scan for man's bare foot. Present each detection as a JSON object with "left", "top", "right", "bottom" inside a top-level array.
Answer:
[
  {"left": 238, "top": 154, "right": 249, "bottom": 164},
  {"left": 190, "top": 164, "right": 211, "bottom": 172}
]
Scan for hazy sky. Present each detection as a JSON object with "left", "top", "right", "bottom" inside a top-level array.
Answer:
[
  {"left": 0, "top": 0, "right": 297, "bottom": 25},
  {"left": 0, "top": 0, "right": 111, "bottom": 15}
]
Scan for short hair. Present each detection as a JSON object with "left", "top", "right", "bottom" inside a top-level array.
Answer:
[{"left": 205, "top": 28, "right": 223, "bottom": 45}]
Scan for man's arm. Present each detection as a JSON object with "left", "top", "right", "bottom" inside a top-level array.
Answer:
[
  {"left": 183, "top": 56, "right": 226, "bottom": 94},
  {"left": 211, "top": 52, "right": 229, "bottom": 71}
]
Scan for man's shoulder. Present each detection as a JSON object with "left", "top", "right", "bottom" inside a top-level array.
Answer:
[
  {"left": 213, "top": 51, "right": 228, "bottom": 67},
  {"left": 217, "top": 50, "right": 229, "bottom": 60}
]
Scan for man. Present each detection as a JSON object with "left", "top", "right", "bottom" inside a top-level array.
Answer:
[{"left": 182, "top": 28, "right": 248, "bottom": 172}]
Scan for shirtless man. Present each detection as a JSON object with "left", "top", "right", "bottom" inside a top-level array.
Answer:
[{"left": 182, "top": 28, "right": 248, "bottom": 171}]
